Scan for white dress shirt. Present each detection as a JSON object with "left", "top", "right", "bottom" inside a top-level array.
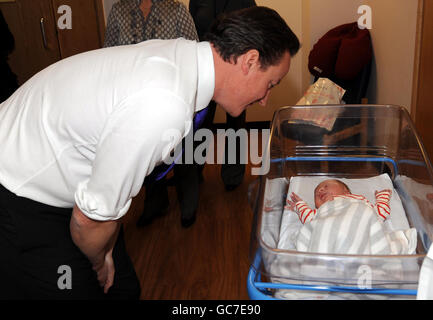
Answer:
[{"left": 0, "top": 38, "right": 214, "bottom": 221}]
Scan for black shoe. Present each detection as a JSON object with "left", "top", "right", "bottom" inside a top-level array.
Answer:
[
  {"left": 198, "top": 170, "right": 204, "bottom": 184},
  {"left": 173, "top": 164, "right": 199, "bottom": 228},
  {"left": 136, "top": 200, "right": 169, "bottom": 227},
  {"left": 181, "top": 210, "right": 196, "bottom": 228},
  {"left": 137, "top": 195, "right": 169, "bottom": 227},
  {"left": 137, "top": 179, "right": 169, "bottom": 227},
  {"left": 136, "top": 212, "right": 156, "bottom": 227}
]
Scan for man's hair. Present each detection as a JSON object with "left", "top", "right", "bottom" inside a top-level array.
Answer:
[{"left": 204, "top": 6, "right": 300, "bottom": 69}]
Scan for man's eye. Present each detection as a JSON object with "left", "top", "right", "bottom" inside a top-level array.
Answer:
[{"left": 269, "top": 81, "right": 280, "bottom": 90}]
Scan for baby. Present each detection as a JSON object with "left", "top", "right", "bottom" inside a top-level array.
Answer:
[
  {"left": 286, "top": 179, "right": 393, "bottom": 255},
  {"left": 287, "top": 179, "right": 392, "bottom": 224}
]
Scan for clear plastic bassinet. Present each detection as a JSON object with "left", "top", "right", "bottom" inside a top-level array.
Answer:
[{"left": 248, "top": 105, "right": 433, "bottom": 300}]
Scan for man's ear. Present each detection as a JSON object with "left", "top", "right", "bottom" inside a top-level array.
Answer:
[{"left": 240, "top": 49, "right": 260, "bottom": 75}]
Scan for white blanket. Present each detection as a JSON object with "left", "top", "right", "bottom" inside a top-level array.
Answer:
[
  {"left": 278, "top": 174, "right": 417, "bottom": 254},
  {"left": 295, "top": 196, "right": 416, "bottom": 255}
]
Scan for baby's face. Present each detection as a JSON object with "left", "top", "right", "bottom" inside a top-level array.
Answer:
[{"left": 314, "top": 180, "right": 350, "bottom": 208}]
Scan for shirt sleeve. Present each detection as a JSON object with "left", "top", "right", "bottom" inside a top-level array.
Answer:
[
  {"left": 74, "top": 89, "right": 190, "bottom": 221},
  {"left": 295, "top": 200, "right": 317, "bottom": 224},
  {"left": 103, "top": 3, "right": 120, "bottom": 47},
  {"left": 374, "top": 190, "right": 392, "bottom": 221},
  {"left": 176, "top": 2, "right": 199, "bottom": 41}
]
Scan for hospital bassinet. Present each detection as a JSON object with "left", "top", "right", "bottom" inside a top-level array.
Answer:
[{"left": 248, "top": 105, "right": 433, "bottom": 300}]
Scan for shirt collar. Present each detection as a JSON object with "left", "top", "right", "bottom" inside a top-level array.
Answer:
[{"left": 195, "top": 42, "right": 215, "bottom": 112}]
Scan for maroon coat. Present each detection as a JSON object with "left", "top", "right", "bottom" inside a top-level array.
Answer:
[{"left": 309, "top": 22, "right": 372, "bottom": 81}]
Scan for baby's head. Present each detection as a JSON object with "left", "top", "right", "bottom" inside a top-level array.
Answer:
[{"left": 314, "top": 179, "right": 351, "bottom": 208}]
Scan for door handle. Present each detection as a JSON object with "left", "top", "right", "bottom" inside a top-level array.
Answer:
[{"left": 40, "top": 17, "right": 48, "bottom": 49}]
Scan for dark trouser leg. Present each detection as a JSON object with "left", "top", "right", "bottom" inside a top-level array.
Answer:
[
  {"left": 172, "top": 101, "right": 217, "bottom": 227},
  {"left": 197, "top": 100, "right": 217, "bottom": 178},
  {"left": 0, "top": 184, "right": 140, "bottom": 300},
  {"left": 221, "top": 110, "right": 246, "bottom": 190},
  {"left": 0, "top": 199, "right": 22, "bottom": 299},
  {"left": 174, "top": 163, "right": 199, "bottom": 228},
  {"left": 137, "top": 177, "right": 169, "bottom": 226}
]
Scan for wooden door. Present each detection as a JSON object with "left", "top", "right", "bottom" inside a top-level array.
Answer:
[
  {"left": 0, "top": 0, "right": 105, "bottom": 85},
  {"left": 1, "top": 0, "right": 61, "bottom": 84},
  {"left": 413, "top": 0, "right": 433, "bottom": 160},
  {"left": 51, "top": 0, "right": 104, "bottom": 59}
]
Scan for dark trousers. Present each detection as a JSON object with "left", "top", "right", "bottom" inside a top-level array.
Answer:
[
  {"left": 0, "top": 61, "right": 18, "bottom": 103},
  {"left": 202, "top": 101, "right": 246, "bottom": 186},
  {"left": 0, "top": 184, "right": 140, "bottom": 300}
]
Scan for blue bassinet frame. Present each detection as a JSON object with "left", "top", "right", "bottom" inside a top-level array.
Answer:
[
  {"left": 247, "top": 155, "right": 428, "bottom": 300},
  {"left": 247, "top": 250, "right": 418, "bottom": 299}
]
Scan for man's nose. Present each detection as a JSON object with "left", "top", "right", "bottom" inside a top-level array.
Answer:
[{"left": 258, "top": 90, "right": 270, "bottom": 106}]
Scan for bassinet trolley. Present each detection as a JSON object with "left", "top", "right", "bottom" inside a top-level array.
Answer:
[{"left": 247, "top": 105, "right": 433, "bottom": 300}]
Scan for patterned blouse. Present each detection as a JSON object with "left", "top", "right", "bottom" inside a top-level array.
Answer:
[{"left": 104, "top": 0, "right": 198, "bottom": 47}]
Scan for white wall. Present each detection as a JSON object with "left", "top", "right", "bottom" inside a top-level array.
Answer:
[
  {"left": 102, "top": 0, "right": 419, "bottom": 120},
  {"left": 301, "top": 0, "right": 419, "bottom": 112},
  {"left": 364, "top": 0, "right": 418, "bottom": 111},
  {"left": 308, "top": 0, "right": 364, "bottom": 47},
  {"left": 211, "top": 0, "right": 420, "bottom": 120}
]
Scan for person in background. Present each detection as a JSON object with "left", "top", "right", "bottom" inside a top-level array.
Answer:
[
  {"left": 104, "top": 0, "right": 197, "bottom": 46},
  {"left": 189, "top": 0, "right": 256, "bottom": 191},
  {"left": 104, "top": 0, "right": 201, "bottom": 228},
  {"left": 0, "top": 9, "right": 19, "bottom": 103}
]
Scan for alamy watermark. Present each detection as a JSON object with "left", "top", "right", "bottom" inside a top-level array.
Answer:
[
  {"left": 358, "top": 5, "right": 372, "bottom": 30},
  {"left": 357, "top": 265, "right": 372, "bottom": 290},
  {"left": 57, "top": 265, "right": 72, "bottom": 290},
  {"left": 161, "top": 127, "right": 270, "bottom": 176},
  {"left": 57, "top": 5, "right": 72, "bottom": 30}
]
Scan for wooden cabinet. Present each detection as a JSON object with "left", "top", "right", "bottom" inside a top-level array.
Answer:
[
  {"left": 0, "top": 0, "right": 105, "bottom": 85},
  {"left": 412, "top": 0, "right": 433, "bottom": 160}
]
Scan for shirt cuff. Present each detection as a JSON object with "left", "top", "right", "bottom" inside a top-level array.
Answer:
[{"left": 74, "top": 180, "right": 131, "bottom": 221}]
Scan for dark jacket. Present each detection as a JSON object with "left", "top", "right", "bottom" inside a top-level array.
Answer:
[
  {"left": 189, "top": 0, "right": 256, "bottom": 40},
  {"left": 0, "top": 9, "right": 18, "bottom": 103}
]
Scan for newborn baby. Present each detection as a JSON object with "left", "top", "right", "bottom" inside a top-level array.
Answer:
[
  {"left": 287, "top": 179, "right": 392, "bottom": 224},
  {"left": 286, "top": 179, "right": 394, "bottom": 254}
]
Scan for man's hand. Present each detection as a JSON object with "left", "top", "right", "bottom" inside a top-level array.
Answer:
[
  {"left": 70, "top": 205, "right": 120, "bottom": 294},
  {"left": 93, "top": 248, "right": 115, "bottom": 293},
  {"left": 285, "top": 192, "right": 302, "bottom": 211}
]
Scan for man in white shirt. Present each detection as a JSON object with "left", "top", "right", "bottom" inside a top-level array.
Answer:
[{"left": 0, "top": 6, "right": 299, "bottom": 299}]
